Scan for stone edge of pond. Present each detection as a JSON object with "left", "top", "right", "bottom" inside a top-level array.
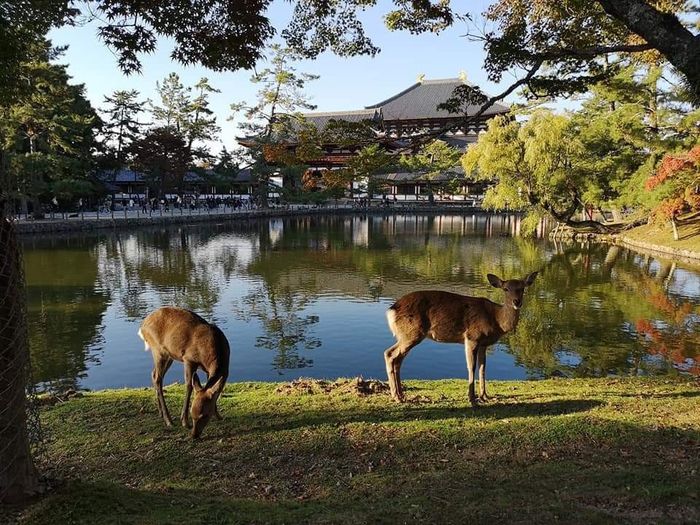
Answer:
[
  {"left": 615, "top": 234, "right": 700, "bottom": 262},
  {"left": 550, "top": 228, "right": 700, "bottom": 262},
  {"left": 14, "top": 206, "right": 492, "bottom": 235}
]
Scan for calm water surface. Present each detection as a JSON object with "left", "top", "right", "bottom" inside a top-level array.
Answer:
[{"left": 22, "top": 214, "right": 700, "bottom": 391}]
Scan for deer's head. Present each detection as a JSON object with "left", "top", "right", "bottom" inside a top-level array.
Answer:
[
  {"left": 487, "top": 272, "right": 538, "bottom": 310},
  {"left": 190, "top": 374, "right": 221, "bottom": 439}
]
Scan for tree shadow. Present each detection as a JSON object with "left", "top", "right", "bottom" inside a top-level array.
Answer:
[
  {"left": 14, "top": 410, "right": 700, "bottom": 525},
  {"left": 232, "top": 398, "right": 604, "bottom": 434},
  {"left": 598, "top": 390, "right": 700, "bottom": 399}
]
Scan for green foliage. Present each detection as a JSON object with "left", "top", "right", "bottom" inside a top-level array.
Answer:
[
  {"left": 127, "top": 127, "right": 192, "bottom": 196},
  {"left": 151, "top": 74, "right": 220, "bottom": 160},
  {"left": 231, "top": 45, "right": 320, "bottom": 206},
  {"left": 100, "top": 90, "right": 145, "bottom": 168},
  {"left": 0, "top": 41, "right": 99, "bottom": 210}
]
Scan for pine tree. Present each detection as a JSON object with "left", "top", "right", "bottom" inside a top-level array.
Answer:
[
  {"left": 151, "top": 74, "right": 220, "bottom": 161},
  {"left": 101, "top": 90, "right": 145, "bottom": 168},
  {"left": 2, "top": 41, "right": 99, "bottom": 216},
  {"left": 231, "top": 45, "right": 319, "bottom": 207}
]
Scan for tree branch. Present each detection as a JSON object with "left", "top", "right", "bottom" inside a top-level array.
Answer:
[{"left": 595, "top": 0, "right": 700, "bottom": 97}]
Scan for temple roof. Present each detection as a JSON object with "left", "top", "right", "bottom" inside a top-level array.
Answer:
[
  {"left": 299, "top": 77, "right": 509, "bottom": 127},
  {"left": 301, "top": 109, "right": 381, "bottom": 130},
  {"left": 365, "top": 78, "right": 509, "bottom": 121}
]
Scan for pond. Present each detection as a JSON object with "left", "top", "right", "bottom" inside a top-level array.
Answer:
[{"left": 22, "top": 213, "right": 700, "bottom": 391}]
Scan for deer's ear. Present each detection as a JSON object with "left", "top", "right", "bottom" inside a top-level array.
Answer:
[
  {"left": 487, "top": 274, "right": 503, "bottom": 288},
  {"left": 524, "top": 271, "right": 538, "bottom": 286},
  {"left": 192, "top": 374, "right": 204, "bottom": 393}
]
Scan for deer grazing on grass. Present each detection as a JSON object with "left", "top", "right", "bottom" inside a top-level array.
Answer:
[
  {"left": 138, "top": 307, "right": 230, "bottom": 438},
  {"left": 384, "top": 272, "right": 537, "bottom": 406}
]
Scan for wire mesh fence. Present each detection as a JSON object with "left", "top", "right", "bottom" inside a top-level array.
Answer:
[{"left": 0, "top": 214, "right": 45, "bottom": 503}]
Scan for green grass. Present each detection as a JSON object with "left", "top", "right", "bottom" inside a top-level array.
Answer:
[
  {"left": 8, "top": 378, "right": 700, "bottom": 524},
  {"left": 623, "top": 216, "right": 700, "bottom": 255}
]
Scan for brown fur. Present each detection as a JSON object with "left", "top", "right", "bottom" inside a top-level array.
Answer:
[
  {"left": 384, "top": 273, "right": 537, "bottom": 405},
  {"left": 138, "top": 306, "right": 230, "bottom": 438}
]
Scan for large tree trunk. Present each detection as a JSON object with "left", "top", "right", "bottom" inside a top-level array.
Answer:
[
  {"left": 596, "top": 0, "right": 700, "bottom": 96},
  {"left": 0, "top": 215, "right": 39, "bottom": 503}
]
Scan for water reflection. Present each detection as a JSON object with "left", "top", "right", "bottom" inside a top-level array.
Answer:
[{"left": 22, "top": 214, "right": 700, "bottom": 390}]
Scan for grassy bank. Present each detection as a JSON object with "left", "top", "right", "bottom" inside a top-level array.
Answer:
[
  {"left": 621, "top": 217, "right": 700, "bottom": 257},
  {"left": 9, "top": 378, "right": 700, "bottom": 524}
]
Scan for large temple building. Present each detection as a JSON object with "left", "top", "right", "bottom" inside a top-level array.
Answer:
[{"left": 239, "top": 76, "right": 510, "bottom": 202}]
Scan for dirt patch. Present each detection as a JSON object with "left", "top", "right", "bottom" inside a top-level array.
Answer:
[
  {"left": 36, "top": 389, "right": 85, "bottom": 406},
  {"left": 276, "top": 377, "right": 390, "bottom": 397}
]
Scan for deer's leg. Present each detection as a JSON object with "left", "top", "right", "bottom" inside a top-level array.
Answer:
[
  {"left": 465, "top": 339, "right": 478, "bottom": 407},
  {"left": 384, "top": 343, "right": 400, "bottom": 401},
  {"left": 181, "top": 361, "right": 196, "bottom": 428},
  {"left": 392, "top": 338, "right": 422, "bottom": 402},
  {"left": 478, "top": 346, "right": 489, "bottom": 402},
  {"left": 152, "top": 353, "right": 174, "bottom": 426}
]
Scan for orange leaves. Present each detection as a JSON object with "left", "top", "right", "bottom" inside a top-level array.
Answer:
[
  {"left": 646, "top": 155, "right": 693, "bottom": 190},
  {"left": 301, "top": 168, "right": 352, "bottom": 192},
  {"left": 262, "top": 144, "right": 292, "bottom": 164},
  {"left": 301, "top": 168, "right": 320, "bottom": 190},
  {"left": 646, "top": 145, "right": 700, "bottom": 220}
]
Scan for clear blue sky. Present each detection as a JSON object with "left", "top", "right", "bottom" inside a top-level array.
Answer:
[{"left": 49, "top": 0, "right": 522, "bottom": 154}]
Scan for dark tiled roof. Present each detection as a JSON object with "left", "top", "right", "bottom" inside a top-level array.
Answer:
[
  {"left": 96, "top": 168, "right": 141, "bottom": 183},
  {"left": 375, "top": 165, "right": 466, "bottom": 183},
  {"left": 97, "top": 168, "right": 252, "bottom": 184},
  {"left": 366, "top": 78, "right": 509, "bottom": 121},
  {"left": 300, "top": 109, "right": 381, "bottom": 130},
  {"left": 233, "top": 168, "right": 253, "bottom": 183}
]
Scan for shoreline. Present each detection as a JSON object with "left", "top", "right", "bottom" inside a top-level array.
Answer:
[
  {"left": 13, "top": 205, "right": 485, "bottom": 235},
  {"left": 615, "top": 234, "right": 700, "bottom": 263},
  {"left": 14, "top": 206, "right": 700, "bottom": 262}
]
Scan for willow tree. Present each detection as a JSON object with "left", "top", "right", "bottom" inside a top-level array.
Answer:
[{"left": 462, "top": 111, "right": 605, "bottom": 235}]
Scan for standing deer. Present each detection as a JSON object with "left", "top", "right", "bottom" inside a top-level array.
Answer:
[
  {"left": 138, "top": 307, "right": 230, "bottom": 438},
  {"left": 384, "top": 272, "right": 537, "bottom": 405}
]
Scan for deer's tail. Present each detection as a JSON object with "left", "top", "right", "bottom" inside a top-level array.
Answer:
[
  {"left": 137, "top": 328, "right": 150, "bottom": 352},
  {"left": 386, "top": 306, "right": 398, "bottom": 338}
]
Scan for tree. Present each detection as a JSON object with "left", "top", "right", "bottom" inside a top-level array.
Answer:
[
  {"left": 151, "top": 74, "right": 190, "bottom": 132},
  {"left": 231, "top": 45, "right": 319, "bottom": 207},
  {"left": 128, "top": 127, "right": 192, "bottom": 198},
  {"left": 284, "top": 1, "right": 699, "bottom": 101},
  {"left": 345, "top": 143, "right": 393, "bottom": 198},
  {"left": 645, "top": 144, "right": 700, "bottom": 239},
  {"left": 209, "top": 147, "right": 241, "bottom": 194},
  {"left": 399, "top": 140, "right": 462, "bottom": 203},
  {"left": 1, "top": 42, "right": 99, "bottom": 216},
  {"left": 101, "top": 90, "right": 145, "bottom": 169},
  {"left": 151, "top": 74, "right": 221, "bottom": 161},
  {"left": 462, "top": 111, "right": 603, "bottom": 234}
]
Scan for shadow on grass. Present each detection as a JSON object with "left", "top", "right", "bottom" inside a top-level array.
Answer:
[
  {"left": 11, "top": 481, "right": 329, "bottom": 525},
  {"left": 232, "top": 398, "right": 604, "bottom": 434},
  {"left": 598, "top": 390, "right": 700, "bottom": 399}
]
